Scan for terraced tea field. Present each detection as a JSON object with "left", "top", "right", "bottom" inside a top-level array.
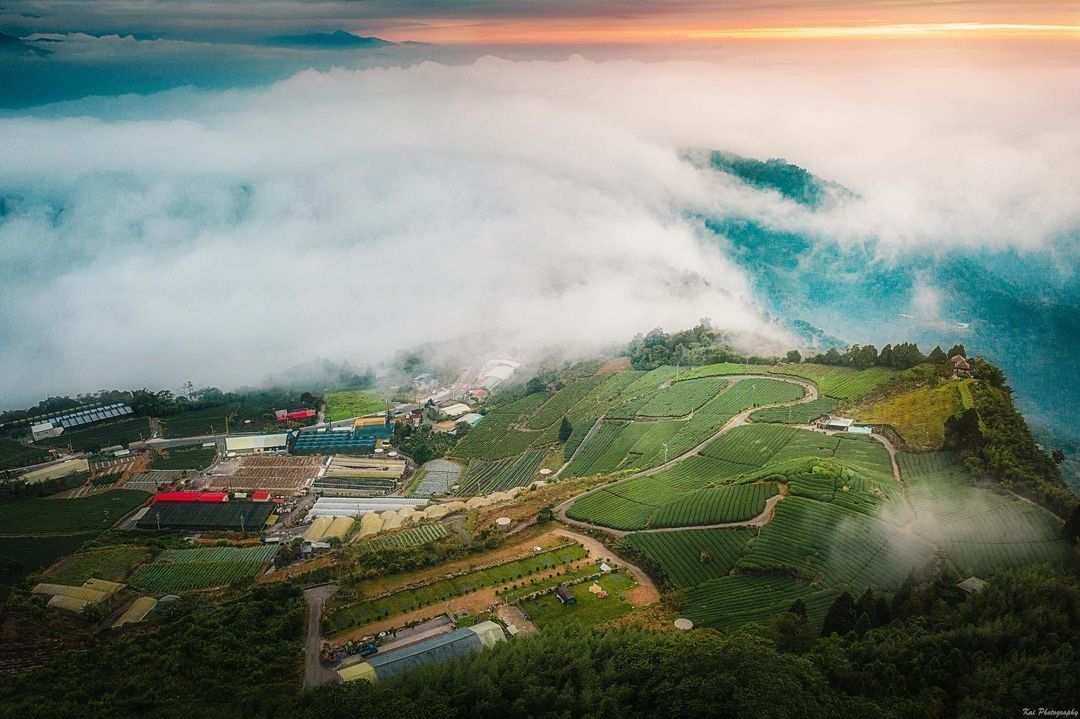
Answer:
[
  {"left": 681, "top": 362, "right": 897, "bottom": 400},
  {"left": 457, "top": 450, "right": 545, "bottom": 495},
  {"left": 901, "top": 452, "right": 1073, "bottom": 575},
  {"left": 749, "top": 398, "right": 837, "bottom": 424},
  {"left": 626, "top": 528, "right": 754, "bottom": 587},
  {"left": 648, "top": 483, "right": 778, "bottom": 528}
]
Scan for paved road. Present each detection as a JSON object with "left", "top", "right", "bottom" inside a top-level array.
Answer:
[
  {"left": 553, "top": 375, "right": 817, "bottom": 534},
  {"left": 303, "top": 584, "right": 340, "bottom": 689}
]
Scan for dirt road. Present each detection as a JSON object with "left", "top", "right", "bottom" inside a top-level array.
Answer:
[{"left": 552, "top": 528, "right": 660, "bottom": 605}]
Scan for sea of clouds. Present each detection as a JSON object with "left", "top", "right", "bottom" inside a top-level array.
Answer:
[{"left": 1, "top": 47, "right": 1077, "bottom": 404}]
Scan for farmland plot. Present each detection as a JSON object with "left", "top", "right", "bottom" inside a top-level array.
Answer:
[
  {"left": 43, "top": 546, "right": 149, "bottom": 585},
  {"left": 354, "top": 524, "right": 450, "bottom": 553},
  {"left": 451, "top": 393, "right": 548, "bottom": 460},
  {"left": 857, "top": 381, "right": 966, "bottom": 449},
  {"left": 626, "top": 528, "right": 754, "bottom": 587},
  {"left": 681, "top": 362, "right": 897, "bottom": 400},
  {"left": 683, "top": 572, "right": 843, "bottom": 632},
  {"left": 702, "top": 424, "right": 801, "bottom": 469}
]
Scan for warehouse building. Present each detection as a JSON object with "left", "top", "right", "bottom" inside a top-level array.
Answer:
[
  {"left": 225, "top": 433, "right": 289, "bottom": 454},
  {"left": 291, "top": 425, "right": 392, "bottom": 455},
  {"left": 338, "top": 621, "right": 506, "bottom": 683}
]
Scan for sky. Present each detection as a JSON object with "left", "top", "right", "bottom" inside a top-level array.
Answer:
[
  {"left": 0, "top": 2, "right": 1078, "bottom": 408},
  {"left": 2, "top": 0, "right": 1078, "bottom": 44}
]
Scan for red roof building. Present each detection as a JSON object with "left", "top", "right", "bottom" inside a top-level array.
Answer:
[{"left": 251, "top": 490, "right": 271, "bottom": 502}]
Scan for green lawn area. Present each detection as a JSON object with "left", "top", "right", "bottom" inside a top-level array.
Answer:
[
  {"left": 325, "top": 390, "right": 385, "bottom": 422},
  {"left": 520, "top": 571, "right": 637, "bottom": 630}
]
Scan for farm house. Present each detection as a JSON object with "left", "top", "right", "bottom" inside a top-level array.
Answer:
[{"left": 337, "top": 621, "right": 506, "bottom": 683}]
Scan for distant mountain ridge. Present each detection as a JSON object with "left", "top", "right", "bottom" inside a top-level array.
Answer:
[{"left": 268, "top": 30, "right": 396, "bottom": 49}]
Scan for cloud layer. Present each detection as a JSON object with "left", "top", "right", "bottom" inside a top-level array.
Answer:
[{"left": 1, "top": 50, "right": 1077, "bottom": 405}]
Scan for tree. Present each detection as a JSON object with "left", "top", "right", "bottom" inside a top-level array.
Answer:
[
  {"left": 558, "top": 417, "right": 573, "bottom": 443},
  {"left": 928, "top": 345, "right": 947, "bottom": 363},
  {"left": 947, "top": 344, "right": 966, "bottom": 358},
  {"left": 878, "top": 344, "right": 893, "bottom": 367},
  {"left": 822, "top": 591, "right": 855, "bottom": 636},
  {"left": 773, "top": 610, "right": 816, "bottom": 654},
  {"left": 944, "top": 408, "right": 984, "bottom": 451},
  {"left": 785, "top": 350, "right": 802, "bottom": 364}
]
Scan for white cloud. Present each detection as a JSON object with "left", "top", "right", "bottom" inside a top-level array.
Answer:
[{"left": 0, "top": 51, "right": 1077, "bottom": 404}]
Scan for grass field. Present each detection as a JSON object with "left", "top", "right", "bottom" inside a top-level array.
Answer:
[
  {"left": 0, "top": 489, "right": 149, "bottom": 534},
  {"left": 626, "top": 528, "right": 754, "bottom": 587},
  {"left": 0, "top": 438, "right": 50, "bottom": 470},
  {"left": 856, "top": 381, "right": 968, "bottom": 450},
  {"left": 325, "top": 543, "right": 587, "bottom": 635},
  {"left": 35, "top": 417, "right": 152, "bottom": 452},
  {"left": 325, "top": 390, "right": 385, "bottom": 422},
  {"left": 149, "top": 446, "right": 217, "bottom": 471},
  {"left": 42, "top": 546, "right": 149, "bottom": 585},
  {"left": 520, "top": 571, "right": 638, "bottom": 629},
  {"left": 128, "top": 545, "right": 277, "bottom": 593}
]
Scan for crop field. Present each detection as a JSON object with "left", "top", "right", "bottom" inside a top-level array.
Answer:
[
  {"left": 325, "top": 543, "right": 587, "bottom": 634},
  {"left": 0, "top": 489, "right": 149, "bottom": 534},
  {"left": 353, "top": 523, "right": 450, "bottom": 553},
  {"left": 648, "top": 483, "right": 777, "bottom": 528},
  {"left": 902, "top": 454, "right": 1073, "bottom": 575},
  {"left": 150, "top": 446, "right": 217, "bottom": 471},
  {"left": 0, "top": 534, "right": 97, "bottom": 586},
  {"left": 136, "top": 501, "right": 275, "bottom": 531},
  {"left": 0, "top": 438, "right": 50, "bottom": 470},
  {"left": 857, "top": 381, "right": 967, "bottom": 449},
  {"left": 43, "top": 546, "right": 149, "bottom": 585},
  {"left": 497, "top": 562, "right": 605, "bottom": 604},
  {"left": 749, "top": 398, "right": 838, "bottom": 424},
  {"left": 457, "top": 450, "right": 545, "bottom": 495},
  {"left": 562, "top": 417, "right": 598, "bottom": 461},
  {"left": 35, "top": 417, "right": 151, "bottom": 452},
  {"left": 626, "top": 528, "right": 754, "bottom": 587},
  {"left": 681, "top": 362, "right": 897, "bottom": 400},
  {"left": 128, "top": 545, "right": 277, "bottom": 593}
]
